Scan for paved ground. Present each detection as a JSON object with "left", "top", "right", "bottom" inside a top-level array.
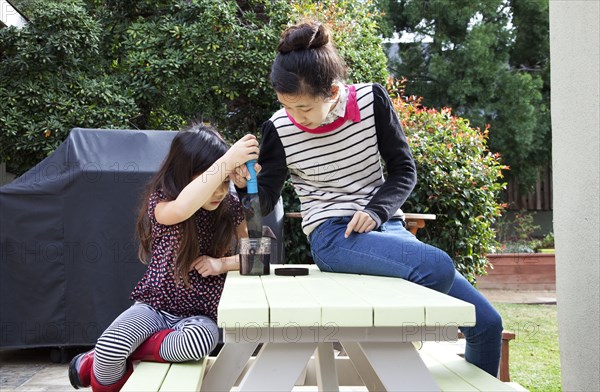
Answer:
[
  {"left": 1, "top": 289, "right": 555, "bottom": 391},
  {"left": 478, "top": 288, "right": 557, "bottom": 305}
]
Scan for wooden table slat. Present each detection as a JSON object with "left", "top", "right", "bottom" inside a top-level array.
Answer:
[
  {"left": 259, "top": 274, "right": 322, "bottom": 326},
  {"left": 121, "top": 362, "right": 170, "bottom": 392},
  {"left": 326, "top": 273, "right": 475, "bottom": 326},
  {"left": 218, "top": 276, "right": 269, "bottom": 328},
  {"left": 322, "top": 272, "right": 427, "bottom": 326},
  {"left": 353, "top": 275, "right": 476, "bottom": 326},
  {"left": 418, "top": 351, "right": 480, "bottom": 392},
  {"left": 294, "top": 269, "right": 374, "bottom": 327},
  {"left": 420, "top": 344, "right": 517, "bottom": 391},
  {"left": 158, "top": 359, "right": 206, "bottom": 392},
  {"left": 296, "top": 282, "right": 373, "bottom": 327}
]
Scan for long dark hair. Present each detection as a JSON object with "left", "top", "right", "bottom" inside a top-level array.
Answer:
[
  {"left": 136, "top": 123, "right": 235, "bottom": 284},
  {"left": 271, "top": 20, "right": 347, "bottom": 98}
]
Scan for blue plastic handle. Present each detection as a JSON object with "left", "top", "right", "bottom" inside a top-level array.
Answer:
[{"left": 246, "top": 159, "right": 258, "bottom": 194}]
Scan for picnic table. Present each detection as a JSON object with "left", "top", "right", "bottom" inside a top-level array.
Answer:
[
  {"left": 124, "top": 264, "right": 522, "bottom": 391},
  {"left": 202, "top": 265, "right": 476, "bottom": 391},
  {"left": 123, "top": 209, "right": 521, "bottom": 391},
  {"left": 403, "top": 213, "right": 437, "bottom": 235}
]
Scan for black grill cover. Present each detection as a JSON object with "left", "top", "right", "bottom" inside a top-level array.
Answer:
[{"left": 0, "top": 128, "right": 283, "bottom": 349}]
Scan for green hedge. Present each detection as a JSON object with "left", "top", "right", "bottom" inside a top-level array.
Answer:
[
  {"left": 389, "top": 79, "right": 506, "bottom": 282},
  {"left": 0, "top": 0, "right": 387, "bottom": 176},
  {"left": 0, "top": 0, "right": 138, "bottom": 174}
]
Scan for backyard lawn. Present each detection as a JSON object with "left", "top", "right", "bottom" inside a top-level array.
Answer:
[{"left": 493, "top": 303, "right": 561, "bottom": 392}]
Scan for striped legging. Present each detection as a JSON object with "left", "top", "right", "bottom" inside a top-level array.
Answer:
[{"left": 93, "top": 302, "right": 219, "bottom": 386}]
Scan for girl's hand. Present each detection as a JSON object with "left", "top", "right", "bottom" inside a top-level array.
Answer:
[
  {"left": 223, "top": 134, "right": 259, "bottom": 173},
  {"left": 344, "top": 211, "right": 377, "bottom": 238},
  {"left": 191, "top": 255, "right": 227, "bottom": 277},
  {"left": 230, "top": 162, "right": 262, "bottom": 189}
]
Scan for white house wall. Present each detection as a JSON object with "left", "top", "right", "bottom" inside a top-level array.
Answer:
[{"left": 550, "top": 1, "right": 600, "bottom": 391}]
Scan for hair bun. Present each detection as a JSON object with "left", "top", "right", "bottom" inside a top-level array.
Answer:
[{"left": 278, "top": 22, "right": 331, "bottom": 54}]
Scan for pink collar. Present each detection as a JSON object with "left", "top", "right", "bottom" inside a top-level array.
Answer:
[{"left": 286, "top": 85, "right": 361, "bottom": 134}]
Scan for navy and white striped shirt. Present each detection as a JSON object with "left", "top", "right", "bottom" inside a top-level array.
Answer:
[{"left": 255, "top": 83, "right": 417, "bottom": 236}]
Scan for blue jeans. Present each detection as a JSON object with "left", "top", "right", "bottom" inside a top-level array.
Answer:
[{"left": 309, "top": 217, "right": 503, "bottom": 376}]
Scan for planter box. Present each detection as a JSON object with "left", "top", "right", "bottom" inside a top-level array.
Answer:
[{"left": 477, "top": 253, "right": 556, "bottom": 290}]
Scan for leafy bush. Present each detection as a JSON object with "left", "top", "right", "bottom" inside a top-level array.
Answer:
[
  {"left": 1, "top": 0, "right": 294, "bottom": 176},
  {"left": 378, "top": 0, "right": 550, "bottom": 192},
  {"left": 0, "top": 0, "right": 138, "bottom": 174},
  {"left": 502, "top": 242, "right": 535, "bottom": 254},
  {"left": 533, "top": 232, "right": 555, "bottom": 252},
  {"left": 389, "top": 79, "right": 507, "bottom": 282},
  {"left": 111, "top": 0, "right": 293, "bottom": 139},
  {"left": 1, "top": 0, "right": 388, "bottom": 179}
]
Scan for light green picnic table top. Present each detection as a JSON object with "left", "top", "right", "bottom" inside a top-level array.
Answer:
[{"left": 218, "top": 265, "right": 475, "bottom": 329}]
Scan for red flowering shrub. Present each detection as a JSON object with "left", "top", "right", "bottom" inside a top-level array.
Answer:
[{"left": 389, "top": 78, "right": 507, "bottom": 282}]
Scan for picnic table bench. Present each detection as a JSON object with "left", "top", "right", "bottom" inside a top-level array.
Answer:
[{"left": 122, "top": 360, "right": 207, "bottom": 392}]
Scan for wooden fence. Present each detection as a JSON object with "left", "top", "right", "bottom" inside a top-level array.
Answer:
[{"left": 505, "top": 164, "right": 553, "bottom": 211}]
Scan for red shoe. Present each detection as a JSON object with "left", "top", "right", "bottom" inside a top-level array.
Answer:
[
  {"left": 129, "top": 329, "right": 173, "bottom": 362},
  {"left": 90, "top": 360, "right": 133, "bottom": 392},
  {"left": 68, "top": 350, "right": 94, "bottom": 389}
]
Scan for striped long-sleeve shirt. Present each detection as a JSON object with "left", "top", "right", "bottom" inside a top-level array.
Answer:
[{"left": 255, "top": 83, "right": 417, "bottom": 236}]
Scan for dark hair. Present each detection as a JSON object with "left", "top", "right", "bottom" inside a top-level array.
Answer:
[
  {"left": 271, "top": 21, "right": 347, "bottom": 98},
  {"left": 136, "top": 123, "right": 235, "bottom": 285}
]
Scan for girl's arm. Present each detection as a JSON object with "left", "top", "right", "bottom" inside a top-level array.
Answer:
[
  {"left": 190, "top": 221, "right": 249, "bottom": 276},
  {"left": 155, "top": 135, "right": 259, "bottom": 225},
  {"left": 346, "top": 84, "right": 417, "bottom": 237},
  {"left": 257, "top": 121, "right": 288, "bottom": 215},
  {"left": 364, "top": 83, "right": 417, "bottom": 224},
  {"left": 232, "top": 121, "right": 287, "bottom": 217},
  {"left": 191, "top": 254, "right": 239, "bottom": 277}
]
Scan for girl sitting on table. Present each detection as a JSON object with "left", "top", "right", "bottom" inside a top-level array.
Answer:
[
  {"left": 68, "top": 124, "right": 259, "bottom": 391},
  {"left": 236, "top": 20, "right": 504, "bottom": 376}
]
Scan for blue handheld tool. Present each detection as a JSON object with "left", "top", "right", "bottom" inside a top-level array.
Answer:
[
  {"left": 243, "top": 158, "right": 262, "bottom": 238},
  {"left": 245, "top": 159, "right": 258, "bottom": 194}
]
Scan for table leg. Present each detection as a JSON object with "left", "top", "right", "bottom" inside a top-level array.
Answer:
[
  {"left": 315, "top": 343, "right": 339, "bottom": 392},
  {"left": 341, "top": 342, "right": 386, "bottom": 392},
  {"left": 237, "top": 342, "right": 318, "bottom": 392},
  {"left": 350, "top": 341, "right": 440, "bottom": 391},
  {"left": 201, "top": 342, "right": 257, "bottom": 391}
]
